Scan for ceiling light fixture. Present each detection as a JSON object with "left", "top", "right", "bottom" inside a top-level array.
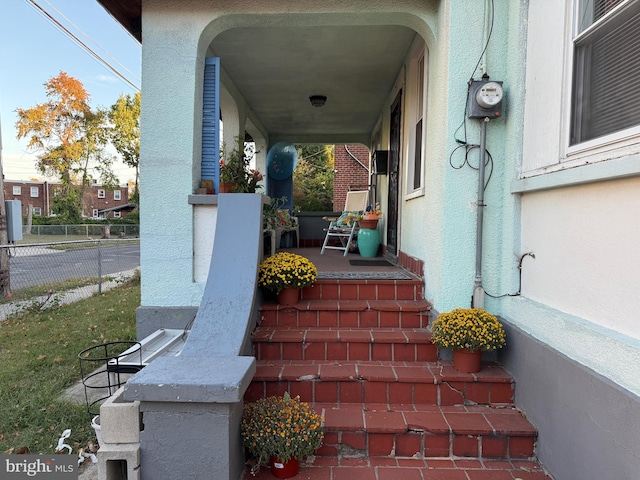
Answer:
[{"left": 309, "top": 95, "right": 327, "bottom": 107}]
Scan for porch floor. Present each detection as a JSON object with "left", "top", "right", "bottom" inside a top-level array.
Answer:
[{"left": 275, "top": 247, "right": 417, "bottom": 277}]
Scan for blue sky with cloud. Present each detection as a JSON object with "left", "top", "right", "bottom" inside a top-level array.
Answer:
[{"left": 0, "top": 0, "right": 141, "bottom": 182}]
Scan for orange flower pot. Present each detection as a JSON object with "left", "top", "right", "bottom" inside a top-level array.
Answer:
[
  {"left": 453, "top": 348, "right": 483, "bottom": 373},
  {"left": 277, "top": 287, "right": 299, "bottom": 306}
]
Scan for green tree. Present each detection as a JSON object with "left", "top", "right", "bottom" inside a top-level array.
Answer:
[
  {"left": 293, "top": 145, "right": 334, "bottom": 211},
  {"left": 15, "top": 72, "right": 114, "bottom": 196},
  {"left": 109, "top": 92, "right": 140, "bottom": 203},
  {"left": 51, "top": 188, "right": 82, "bottom": 223}
]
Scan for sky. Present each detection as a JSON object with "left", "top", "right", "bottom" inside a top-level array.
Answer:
[{"left": 0, "top": 0, "right": 141, "bottom": 183}]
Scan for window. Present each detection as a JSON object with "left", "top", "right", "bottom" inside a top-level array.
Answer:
[
  {"left": 114, "top": 190, "right": 121, "bottom": 201},
  {"left": 12, "top": 186, "right": 21, "bottom": 195},
  {"left": 30, "top": 187, "right": 39, "bottom": 197},
  {"left": 98, "top": 189, "right": 105, "bottom": 199},
  {"left": 92, "top": 209, "right": 99, "bottom": 218},
  {"left": 33, "top": 207, "right": 42, "bottom": 216},
  {"left": 413, "top": 53, "right": 425, "bottom": 190},
  {"left": 406, "top": 47, "right": 427, "bottom": 194},
  {"left": 114, "top": 211, "right": 121, "bottom": 218},
  {"left": 571, "top": 0, "right": 640, "bottom": 145}
]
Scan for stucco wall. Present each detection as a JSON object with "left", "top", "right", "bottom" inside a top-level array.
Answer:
[
  {"left": 521, "top": 177, "right": 640, "bottom": 340},
  {"left": 401, "top": 0, "right": 528, "bottom": 311}
]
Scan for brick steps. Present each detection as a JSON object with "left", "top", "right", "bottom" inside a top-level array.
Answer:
[
  {"left": 245, "top": 360, "right": 514, "bottom": 407},
  {"left": 300, "top": 278, "right": 425, "bottom": 302},
  {"left": 260, "top": 299, "right": 432, "bottom": 328},
  {"left": 318, "top": 403, "right": 537, "bottom": 459},
  {"left": 242, "top": 459, "right": 551, "bottom": 479},
  {"left": 252, "top": 327, "right": 437, "bottom": 362},
  {"left": 245, "top": 273, "right": 544, "bottom": 475}
]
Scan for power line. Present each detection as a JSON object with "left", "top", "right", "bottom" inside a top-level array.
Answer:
[
  {"left": 25, "top": 0, "right": 140, "bottom": 92},
  {"left": 42, "top": 0, "right": 140, "bottom": 85}
]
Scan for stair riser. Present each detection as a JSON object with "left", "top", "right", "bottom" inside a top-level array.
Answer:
[
  {"left": 254, "top": 342, "right": 437, "bottom": 362},
  {"left": 245, "top": 380, "right": 514, "bottom": 406},
  {"left": 260, "top": 309, "right": 429, "bottom": 328},
  {"left": 302, "top": 282, "right": 424, "bottom": 301},
  {"left": 318, "top": 431, "right": 536, "bottom": 459}
]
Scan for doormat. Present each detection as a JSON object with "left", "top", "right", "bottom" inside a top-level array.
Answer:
[
  {"left": 318, "top": 271, "right": 413, "bottom": 280},
  {"left": 349, "top": 259, "right": 394, "bottom": 267}
]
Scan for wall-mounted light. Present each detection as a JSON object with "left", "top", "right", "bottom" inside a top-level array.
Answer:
[{"left": 309, "top": 95, "right": 327, "bottom": 107}]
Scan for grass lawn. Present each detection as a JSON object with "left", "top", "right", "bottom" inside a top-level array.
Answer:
[{"left": 0, "top": 275, "right": 139, "bottom": 454}]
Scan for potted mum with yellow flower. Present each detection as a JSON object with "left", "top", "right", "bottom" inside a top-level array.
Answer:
[
  {"left": 258, "top": 252, "right": 317, "bottom": 305},
  {"left": 430, "top": 308, "right": 506, "bottom": 373},
  {"left": 241, "top": 392, "right": 324, "bottom": 478}
]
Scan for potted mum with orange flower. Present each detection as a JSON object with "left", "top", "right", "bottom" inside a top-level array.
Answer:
[{"left": 241, "top": 393, "right": 324, "bottom": 478}]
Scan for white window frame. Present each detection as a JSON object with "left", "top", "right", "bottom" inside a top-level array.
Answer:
[
  {"left": 98, "top": 189, "right": 106, "bottom": 199},
  {"left": 12, "top": 186, "right": 21, "bottom": 195},
  {"left": 33, "top": 207, "right": 42, "bottom": 216},
  {"left": 114, "top": 190, "right": 121, "bottom": 201},
  {"left": 113, "top": 211, "right": 121, "bottom": 218},
  {"left": 30, "top": 187, "right": 39, "bottom": 198},
  {"left": 567, "top": 0, "right": 640, "bottom": 157},
  {"left": 405, "top": 43, "right": 427, "bottom": 199},
  {"left": 92, "top": 209, "right": 99, "bottom": 218}
]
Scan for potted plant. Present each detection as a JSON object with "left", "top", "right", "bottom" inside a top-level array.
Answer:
[
  {"left": 430, "top": 308, "right": 506, "bottom": 372},
  {"left": 219, "top": 136, "right": 263, "bottom": 193},
  {"left": 241, "top": 392, "right": 324, "bottom": 478},
  {"left": 359, "top": 203, "right": 382, "bottom": 229},
  {"left": 258, "top": 252, "right": 317, "bottom": 305}
]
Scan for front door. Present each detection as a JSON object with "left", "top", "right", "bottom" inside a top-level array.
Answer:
[{"left": 386, "top": 90, "right": 402, "bottom": 258}]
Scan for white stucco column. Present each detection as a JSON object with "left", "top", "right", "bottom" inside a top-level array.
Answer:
[{"left": 139, "top": 15, "right": 210, "bottom": 307}]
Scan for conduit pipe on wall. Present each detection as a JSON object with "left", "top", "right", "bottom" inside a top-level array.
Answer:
[{"left": 472, "top": 118, "right": 489, "bottom": 309}]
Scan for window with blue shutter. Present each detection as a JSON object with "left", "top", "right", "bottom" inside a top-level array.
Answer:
[{"left": 202, "top": 57, "right": 220, "bottom": 191}]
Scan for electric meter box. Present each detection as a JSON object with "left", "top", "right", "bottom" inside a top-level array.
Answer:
[
  {"left": 5, "top": 200, "right": 23, "bottom": 242},
  {"left": 468, "top": 79, "right": 503, "bottom": 119}
]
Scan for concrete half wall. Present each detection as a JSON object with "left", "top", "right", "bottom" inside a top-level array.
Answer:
[{"left": 500, "top": 322, "right": 640, "bottom": 480}]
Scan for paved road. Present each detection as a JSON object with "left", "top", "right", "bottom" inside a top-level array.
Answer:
[{"left": 7, "top": 243, "right": 140, "bottom": 290}]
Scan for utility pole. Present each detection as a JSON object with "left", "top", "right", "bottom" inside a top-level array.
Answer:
[{"left": 0, "top": 113, "right": 10, "bottom": 296}]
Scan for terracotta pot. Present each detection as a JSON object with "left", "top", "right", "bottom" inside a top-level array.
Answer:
[
  {"left": 453, "top": 348, "right": 483, "bottom": 373},
  {"left": 359, "top": 219, "right": 378, "bottom": 229},
  {"left": 270, "top": 456, "right": 299, "bottom": 478},
  {"left": 277, "top": 287, "right": 299, "bottom": 306},
  {"left": 219, "top": 182, "right": 239, "bottom": 193}
]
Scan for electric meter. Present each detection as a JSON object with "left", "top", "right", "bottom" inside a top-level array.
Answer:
[
  {"left": 467, "top": 78, "right": 504, "bottom": 119},
  {"left": 476, "top": 82, "right": 503, "bottom": 108}
]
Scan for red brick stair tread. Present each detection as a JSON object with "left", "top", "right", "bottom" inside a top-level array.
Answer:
[
  {"left": 318, "top": 404, "right": 536, "bottom": 436},
  {"left": 254, "top": 326, "right": 432, "bottom": 343},
  {"left": 253, "top": 360, "right": 512, "bottom": 384},
  {"left": 242, "top": 459, "right": 552, "bottom": 479},
  {"left": 260, "top": 298, "right": 432, "bottom": 311}
]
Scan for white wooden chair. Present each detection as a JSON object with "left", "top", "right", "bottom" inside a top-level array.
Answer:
[{"left": 320, "top": 190, "right": 369, "bottom": 256}]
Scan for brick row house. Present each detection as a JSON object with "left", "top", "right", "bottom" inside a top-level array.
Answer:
[{"left": 3, "top": 180, "right": 130, "bottom": 219}]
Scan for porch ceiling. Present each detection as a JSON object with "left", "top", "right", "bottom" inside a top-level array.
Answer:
[
  {"left": 98, "top": 0, "right": 418, "bottom": 146},
  {"left": 211, "top": 26, "right": 416, "bottom": 144}
]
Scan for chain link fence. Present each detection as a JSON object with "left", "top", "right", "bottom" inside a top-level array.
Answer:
[
  {"left": 0, "top": 239, "right": 140, "bottom": 318},
  {"left": 22, "top": 224, "right": 139, "bottom": 242}
]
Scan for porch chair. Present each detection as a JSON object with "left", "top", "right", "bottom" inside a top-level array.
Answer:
[
  {"left": 265, "top": 210, "right": 300, "bottom": 256},
  {"left": 320, "top": 190, "right": 369, "bottom": 256}
]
